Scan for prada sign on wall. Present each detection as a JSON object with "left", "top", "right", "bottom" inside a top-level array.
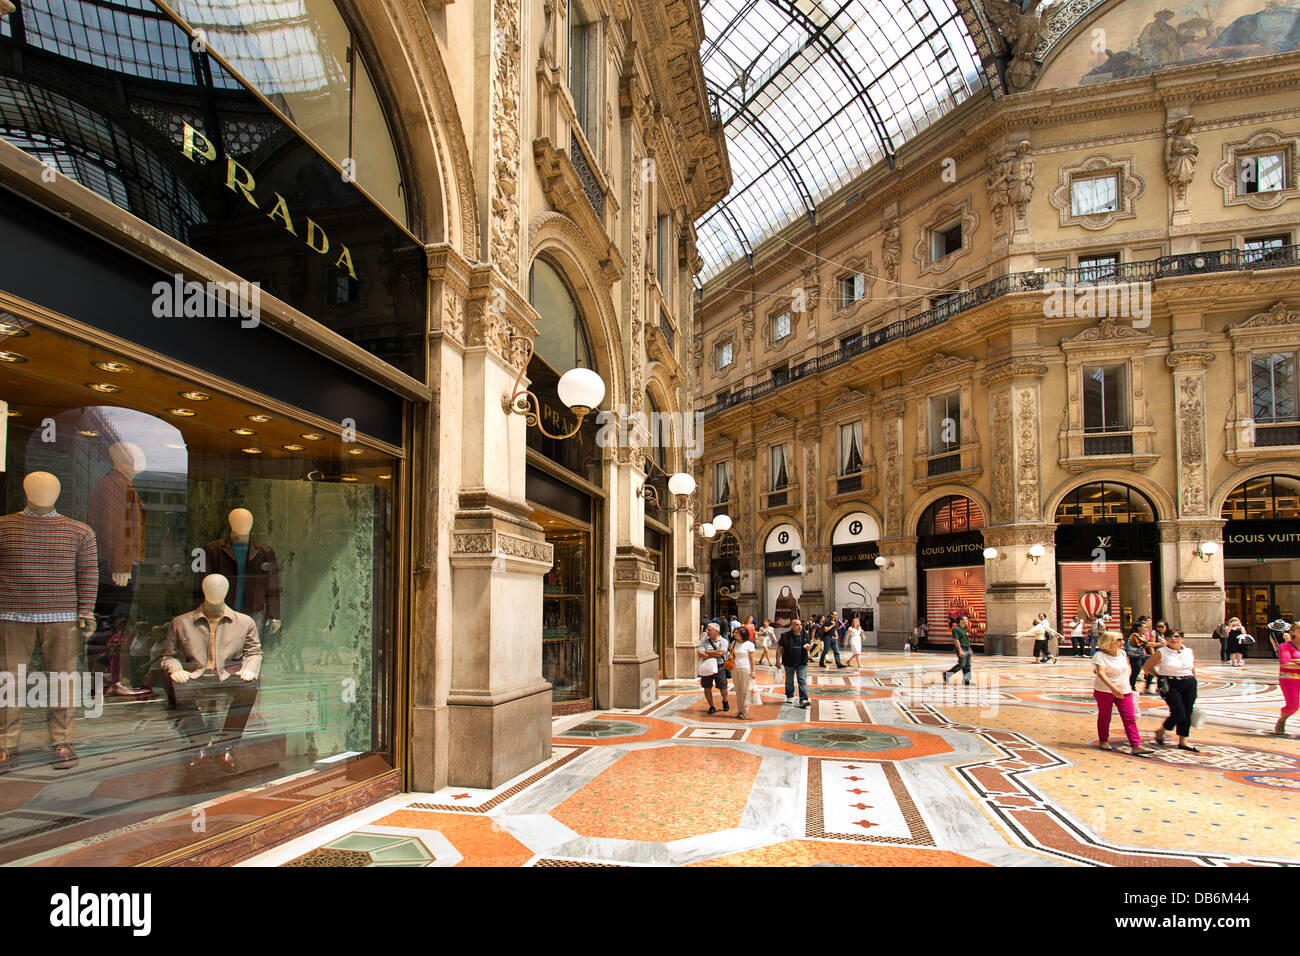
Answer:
[
  {"left": 1223, "top": 520, "right": 1300, "bottom": 558},
  {"left": 831, "top": 540, "right": 881, "bottom": 571},
  {"left": 916, "top": 532, "right": 984, "bottom": 568}
]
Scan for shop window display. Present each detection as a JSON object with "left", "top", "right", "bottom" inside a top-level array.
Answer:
[
  {"left": 0, "top": 317, "right": 396, "bottom": 864},
  {"left": 542, "top": 530, "right": 591, "bottom": 703}
]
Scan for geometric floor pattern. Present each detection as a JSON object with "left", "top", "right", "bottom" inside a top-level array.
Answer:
[{"left": 238, "top": 652, "right": 1300, "bottom": 867}]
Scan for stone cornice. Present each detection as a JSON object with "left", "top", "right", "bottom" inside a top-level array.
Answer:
[{"left": 979, "top": 357, "right": 1049, "bottom": 386}]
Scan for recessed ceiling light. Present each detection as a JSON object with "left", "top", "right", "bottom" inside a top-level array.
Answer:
[
  {"left": 0, "top": 351, "right": 27, "bottom": 363},
  {"left": 179, "top": 391, "right": 212, "bottom": 402},
  {"left": 241, "top": 447, "right": 263, "bottom": 455},
  {"left": 231, "top": 427, "right": 256, "bottom": 436},
  {"left": 246, "top": 414, "right": 273, "bottom": 423},
  {"left": 281, "top": 443, "right": 304, "bottom": 451},
  {"left": 79, "top": 429, "right": 99, "bottom": 437},
  {"left": 340, "top": 475, "right": 358, "bottom": 482},
  {"left": 6, "top": 409, "right": 20, "bottom": 417},
  {"left": 93, "top": 361, "right": 132, "bottom": 373},
  {"left": 300, "top": 433, "right": 325, "bottom": 441},
  {"left": 347, "top": 448, "right": 364, "bottom": 455},
  {"left": 378, "top": 474, "right": 391, "bottom": 480},
  {"left": 86, "top": 382, "right": 121, "bottom": 393},
  {"left": 0, "top": 321, "right": 29, "bottom": 337},
  {"left": 167, "top": 408, "right": 197, "bottom": 417}
]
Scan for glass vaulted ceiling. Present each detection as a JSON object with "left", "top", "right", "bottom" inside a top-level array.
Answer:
[{"left": 696, "top": 0, "right": 985, "bottom": 284}]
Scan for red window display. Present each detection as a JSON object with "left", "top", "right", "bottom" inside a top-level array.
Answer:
[{"left": 925, "top": 566, "right": 987, "bottom": 644}]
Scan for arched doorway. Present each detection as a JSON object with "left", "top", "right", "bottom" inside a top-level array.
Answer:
[
  {"left": 831, "top": 511, "right": 880, "bottom": 644},
  {"left": 916, "top": 496, "right": 987, "bottom": 649},
  {"left": 1221, "top": 473, "right": 1300, "bottom": 655},
  {"left": 763, "top": 523, "right": 803, "bottom": 627},
  {"left": 525, "top": 257, "right": 603, "bottom": 712},
  {"left": 1054, "top": 481, "right": 1160, "bottom": 635}
]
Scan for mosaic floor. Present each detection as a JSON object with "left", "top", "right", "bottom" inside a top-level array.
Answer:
[{"left": 238, "top": 653, "right": 1300, "bottom": 867}]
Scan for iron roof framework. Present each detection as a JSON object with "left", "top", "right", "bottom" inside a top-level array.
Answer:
[{"left": 696, "top": 0, "right": 987, "bottom": 284}]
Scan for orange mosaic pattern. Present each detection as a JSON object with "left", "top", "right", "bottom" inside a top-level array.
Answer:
[
  {"left": 551, "top": 746, "right": 761, "bottom": 841},
  {"left": 550, "top": 715, "right": 679, "bottom": 747},
  {"left": 689, "top": 840, "right": 987, "bottom": 867},
  {"left": 746, "top": 722, "right": 954, "bottom": 760},
  {"left": 369, "top": 809, "right": 533, "bottom": 866}
]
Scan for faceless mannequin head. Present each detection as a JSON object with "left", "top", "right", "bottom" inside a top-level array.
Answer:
[
  {"left": 23, "top": 472, "right": 61, "bottom": 509},
  {"left": 228, "top": 508, "right": 253, "bottom": 538},
  {"left": 108, "top": 441, "right": 145, "bottom": 479},
  {"left": 201, "top": 574, "right": 230, "bottom": 607}
]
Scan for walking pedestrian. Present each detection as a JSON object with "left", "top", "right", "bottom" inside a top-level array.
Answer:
[
  {"left": 1126, "top": 619, "right": 1152, "bottom": 692},
  {"left": 756, "top": 619, "right": 777, "bottom": 668},
  {"left": 1226, "top": 617, "right": 1253, "bottom": 667},
  {"left": 845, "top": 616, "right": 864, "bottom": 668},
  {"left": 942, "top": 614, "right": 973, "bottom": 686},
  {"left": 1143, "top": 629, "right": 1199, "bottom": 751},
  {"left": 1213, "top": 618, "right": 1231, "bottom": 663},
  {"left": 1067, "top": 617, "right": 1086, "bottom": 656},
  {"left": 1087, "top": 614, "right": 1106, "bottom": 658},
  {"left": 1092, "top": 630, "right": 1153, "bottom": 755},
  {"left": 697, "top": 622, "right": 729, "bottom": 715},
  {"left": 1017, "top": 612, "right": 1059, "bottom": 663},
  {"left": 818, "top": 613, "right": 845, "bottom": 668},
  {"left": 778, "top": 619, "right": 812, "bottom": 707},
  {"left": 743, "top": 615, "right": 757, "bottom": 643},
  {"left": 730, "top": 625, "right": 756, "bottom": 719},
  {"left": 806, "top": 617, "right": 824, "bottom": 662},
  {"left": 1272, "top": 620, "right": 1300, "bottom": 735}
]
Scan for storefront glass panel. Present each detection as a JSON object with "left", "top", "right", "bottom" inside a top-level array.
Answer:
[
  {"left": 542, "top": 529, "right": 592, "bottom": 704},
  {"left": 0, "top": 318, "right": 398, "bottom": 865}
]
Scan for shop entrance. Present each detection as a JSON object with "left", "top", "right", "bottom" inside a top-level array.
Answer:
[
  {"left": 915, "top": 496, "right": 986, "bottom": 648},
  {"left": 1054, "top": 482, "right": 1160, "bottom": 634},
  {"left": 531, "top": 506, "right": 595, "bottom": 707},
  {"left": 1221, "top": 473, "right": 1300, "bottom": 657}
]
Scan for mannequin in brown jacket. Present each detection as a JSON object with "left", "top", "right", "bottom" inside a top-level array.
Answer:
[{"left": 197, "top": 509, "right": 281, "bottom": 640}]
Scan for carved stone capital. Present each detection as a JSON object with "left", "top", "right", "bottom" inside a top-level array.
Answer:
[
  {"left": 980, "top": 357, "right": 1048, "bottom": 386},
  {"left": 1166, "top": 350, "right": 1216, "bottom": 370}
]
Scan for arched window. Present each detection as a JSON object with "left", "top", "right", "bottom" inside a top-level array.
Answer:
[
  {"left": 528, "top": 258, "right": 594, "bottom": 374},
  {"left": 1221, "top": 474, "right": 1300, "bottom": 521},
  {"left": 645, "top": 391, "right": 666, "bottom": 470},
  {"left": 919, "top": 496, "right": 984, "bottom": 535},
  {"left": 1055, "top": 482, "right": 1156, "bottom": 524}
]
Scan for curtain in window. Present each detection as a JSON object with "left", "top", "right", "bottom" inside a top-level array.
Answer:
[
  {"left": 715, "top": 462, "right": 732, "bottom": 503},
  {"left": 839, "top": 422, "right": 863, "bottom": 475},
  {"left": 771, "top": 444, "right": 789, "bottom": 489}
]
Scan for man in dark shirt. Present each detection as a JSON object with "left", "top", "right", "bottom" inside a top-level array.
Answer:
[
  {"left": 818, "top": 613, "right": 845, "bottom": 668},
  {"left": 942, "top": 614, "right": 973, "bottom": 686},
  {"left": 778, "top": 619, "right": 813, "bottom": 707}
]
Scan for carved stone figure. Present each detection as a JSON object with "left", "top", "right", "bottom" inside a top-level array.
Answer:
[
  {"left": 880, "top": 219, "right": 901, "bottom": 282},
  {"left": 984, "top": 0, "right": 1061, "bottom": 93},
  {"left": 986, "top": 153, "right": 1011, "bottom": 227},
  {"left": 1006, "top": 140, "right": 1034, "bottom": 211},
  {"left": 1165, "top": 116, "right": 1198, "bottom": 200}
]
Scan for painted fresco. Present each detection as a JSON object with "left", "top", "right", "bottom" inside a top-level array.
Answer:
[{"left": 1038, "top": 0, "right": 1300, "bottom": 88}]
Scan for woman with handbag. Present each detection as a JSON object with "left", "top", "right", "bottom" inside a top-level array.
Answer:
[
  {"left": 1224, "top": 617, "right": 1248, "bottom": 667},
  {"left": 1142, "top": 630, "right": 1199, "bottom": 751},
  {"left": 756, "top": 619, "right": 777, "bottom": 668},
  {"left": 1126, "top": 619, "right": 1151, "bottom": 692},
  {"left": 1092, "top": 631, "right": 1153, "bottom": 756}
]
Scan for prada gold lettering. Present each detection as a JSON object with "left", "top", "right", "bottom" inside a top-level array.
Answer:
[{"left": 181, "top": 122, "right": 359, "bottom": 280}]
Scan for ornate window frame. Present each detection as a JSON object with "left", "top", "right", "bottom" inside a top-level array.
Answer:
[
  {"left": 1224, "top": 302, "right": 1300, "bottom": 464},
  {"left": 710, "top": 333, "right": 736, "bottom": 373},
  {"left": 1057, "top": 318, "right": 1157, "bottom": 471},
  {"left": 1211, "top": 129, "right": 1300, "bottom": 212},
  {"left": 909, "top": 353, "right": 981, "bottom": 488},
  {"left": 911, "top": 197, "right": 978, "bottom": 277},
  {"left": 762, "top": 303, "right": 798, "bottom": 353},
  {"left": 833, "top": 254, "right": 878, "bottom": 320},
  {"left": 1048, "top": 154, "right": 1145, "bottom": 231}
]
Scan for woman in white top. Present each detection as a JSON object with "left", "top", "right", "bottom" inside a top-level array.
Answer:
[
  {"left": 756, "top": 619, "right": 777, "bottom": 668},
  {"left": 844, "top": 616, "right": 865, "bottom": 667},
  {"left": 1092, "top": 631, "right": 1153, "bottom": 755},
  {"left": 729, "top": 625, "right": 757, "bottom": 720},
  {"left": 1141, "top": 630, "right": 1199, "bottom": 751}
]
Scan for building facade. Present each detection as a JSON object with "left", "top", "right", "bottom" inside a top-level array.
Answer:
[
  {"left": 691, "top": 0, "right": 1300, "bottom": 667},
  {"left": 0, "top": 0, "right": 725, "bottom": 865}
]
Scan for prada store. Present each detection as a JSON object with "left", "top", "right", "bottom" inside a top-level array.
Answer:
[{"left": 0, "top": 0, "right": 425, "bottom": 865}]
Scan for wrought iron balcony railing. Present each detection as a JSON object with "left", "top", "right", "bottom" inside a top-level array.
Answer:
[{"left": 700, "top": 245, "right": 1300, "bottom": 419}]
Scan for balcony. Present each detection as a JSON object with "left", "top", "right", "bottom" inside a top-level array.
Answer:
[
  {"left": 700, "top": 244, "right": 1300, "bottom": 419},
  {"left": 1084, "top": 432, "right": 1134, "bottom": 456},
  {"left": 927, "top": 453, "right": 961, "bottom": 476},
  {"left": 1255, "top": 422, "right": 1300, "bottom": 447},
  {"left": 837, "top": 474, "right": 863, "bottom": 494}
]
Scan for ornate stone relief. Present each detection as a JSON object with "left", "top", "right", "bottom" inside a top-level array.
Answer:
[
  {"left": 1047, "top": 154, "right": 1145, "bottom": 231},
  {"left": 804, "top": 443, "right": 819, "bottom": 542},
  {"left": 1015, "top": 389, "right": 1040, "bottom": 521},
  {"left": 913, "top": 351, "right": 978, "bottom": 383},
  {"left": 982, "top": 0, "right": 1061, "bottom": 93},
  {"left": 980, "top": 358, "right": 1048, "bottom": 387},
  {"left": 883, "top": 419, "right": 902, "bottom": 537},
  {"left": 490, "top": 0, "right": 522, "bottom": 283},
  {"left": 1228, "top": 301, "right": 1300, "bottom": 330},
  {"left": 1176, "top": 375, "right": 1207, "bottom": 515},
  {"left": 833, "top": 386, "right": 874, "bottom": 405},
  {"left": 991, "top": 391, "right": 1013, "bottom": 523},
  {"left": 986, "top": 140, "right": 1034, "bottom": 228}
]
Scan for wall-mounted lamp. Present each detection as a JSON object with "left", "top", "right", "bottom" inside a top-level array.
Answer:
[
  {"left": 730, "top": 568, "right": 740, "bottom": 579},
  {"left": 983, "top": 547, "right": 1005, "bottom": 563},
  {"left": 1194, "top": 540, "right": 1219, "bottom": 562},
  {"left": 1027, "top": 543, "right": 1046, "bottom": 564},
  {"left": 698, "top": 522, "right": 716, "bottom": 539},
  {"left": 503, "top": 333, "right": 605, "bottom": 439},
  {"left": 713, "top": 513, "right": 733, "bottom": 533},
  {"left": 874, "top": 555, "right": 894, "bottom": 570},
  {"left": 792, "top": 561, "right": 807, "bottom": 574}
]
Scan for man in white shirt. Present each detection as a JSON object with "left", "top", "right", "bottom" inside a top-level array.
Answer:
[{"left": 697, "top": 623, "right": 730, "bottom": 715}]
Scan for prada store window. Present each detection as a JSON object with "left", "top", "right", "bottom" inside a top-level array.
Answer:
[{"left": 0, "top": 315, "right": 397, "bottom": 865}]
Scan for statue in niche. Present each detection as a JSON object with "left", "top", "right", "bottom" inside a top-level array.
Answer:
[
  {"left": 1165, "top": 116, "right": 1198, "bottom": 200},
  {"left": 984, "top": 0, "right": 1061, "bottom": 93}
]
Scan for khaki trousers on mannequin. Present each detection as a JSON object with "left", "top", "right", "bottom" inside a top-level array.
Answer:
[{"left": 0, "top": 620, "right": 79, "bottom": 748}]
